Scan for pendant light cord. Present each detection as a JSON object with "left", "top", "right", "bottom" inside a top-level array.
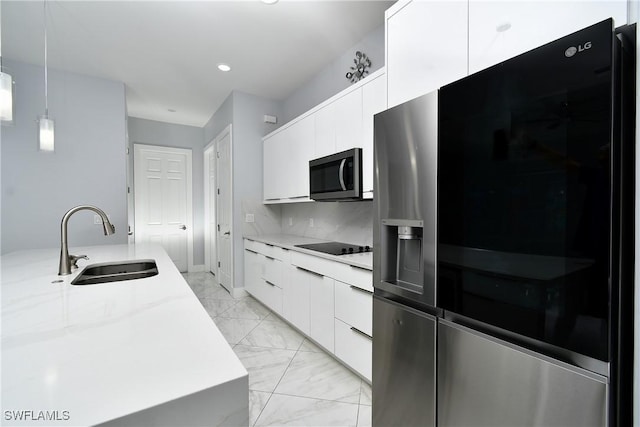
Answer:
[{"left": 44, "top": 0, "right": 49, "bottom": 116}]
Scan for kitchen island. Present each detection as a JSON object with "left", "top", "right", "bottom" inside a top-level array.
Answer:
[{"left": 1, "top": 244, "right": 248, "bottom": 426}]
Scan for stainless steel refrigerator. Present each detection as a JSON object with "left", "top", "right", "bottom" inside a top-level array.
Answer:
[{"left": 372, "top": 19, "right": 635, "bottom": 426}]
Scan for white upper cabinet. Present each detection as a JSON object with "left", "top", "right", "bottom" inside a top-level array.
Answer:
[
  {"left": 314, "top": 104, "right": 335, "bottom": 159},
  {"left": 263, "top": 69, "right": 385, "bottom": 204},
  {"left": 361, "top": 73, "right": 387, "bottom": 196},
  {"left": 314, "top": 89, "right": 363, "bottom": 158},
  {"left": 263, "top": 131, "right": 287, "bottom": 201},
  {"left": 468, "top": 1, "right": 628, "bottom": 74},
  {"left": 335, "top": 89, "right": 363, "bottom": 154},
  {"left": 288, "top": 116, "right": 314, "bottom": 200},
  {"left": 263, "top": 115, "right": 313, "bottom": 202},
  {"left": 386, "top": 0, "right": 468, "bottom": 108}
]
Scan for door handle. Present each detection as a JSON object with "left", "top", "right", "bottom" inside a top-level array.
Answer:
[
  {"left": 338, "top": 158, "right": 347, "bottom": 191},
  {"left": 179, "top": 225, "right": 187, "bottom": 230},
  {"left": 224, "top": 231, "right": 231, "bottom": 236}
]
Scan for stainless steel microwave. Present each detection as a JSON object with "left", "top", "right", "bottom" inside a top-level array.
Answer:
[{"left": 309, "top": 148, "right": 362, "bottom": 201}]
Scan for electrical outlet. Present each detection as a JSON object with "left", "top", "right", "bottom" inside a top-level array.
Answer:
[
  {"left": 245, "top": 213, "right": 255, "bottom": 223},
  {"left": 288, "top": 217, "right": 293, "bottom": 226},
  {"left": 309, "top": 218, "right": 314, "bottom": 228}
]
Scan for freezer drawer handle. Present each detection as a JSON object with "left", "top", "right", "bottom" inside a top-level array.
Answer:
[
  {"left": 350, "top": 285, "right": 373, "bottom": 295},
  {"left": 350, "top": 326, "right": 372, "bottom": 340},
  {"left": 296, "top": 266, "right": 323, "bottom": 278}
]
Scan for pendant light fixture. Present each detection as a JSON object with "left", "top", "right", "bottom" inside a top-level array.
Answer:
[{"left": 38, "top": 0, "right": 54, "bottom": 152}]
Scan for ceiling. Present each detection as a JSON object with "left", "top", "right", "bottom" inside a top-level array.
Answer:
[{"left": 1, "top": 1, "right": 392, "bottom": 127}]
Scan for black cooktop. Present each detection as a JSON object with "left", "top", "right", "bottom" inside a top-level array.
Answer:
[{"left": 295, "top": 241, "right": 372, "bottom": 256}]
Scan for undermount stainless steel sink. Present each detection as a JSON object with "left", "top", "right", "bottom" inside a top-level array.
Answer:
[{"left": 71, "top": 259, "right": 158, "bottom": 286}]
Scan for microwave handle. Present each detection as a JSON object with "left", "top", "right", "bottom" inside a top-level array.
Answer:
[{"left": 339, "top": 158, "right": 347, "bottom": 191}]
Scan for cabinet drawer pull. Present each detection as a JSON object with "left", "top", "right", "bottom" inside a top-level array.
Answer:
[
  {"left": 288, "top": 195, "right": 308, "bottom": 199},
  {"left": 265, "top": 280, "right": 276, "bottom": 287},
  {"left": 265, "top": 198, "right": 281, "bottom": 201},
  {"left": 265, "top": 243, "right": 275, "bottom": 247},
  {"left": 296, "top": 266, "right": 323, "bottom": 278},
  {"left": 350, "top": 285, "right": 373, "bottom": 295},
  {"left": 246, "top": 249, "right": 258, "bottom": 254},
  {"left": 350, "top": 326, "right": 372, "bottom": 340},
  {"left": 265, "top": 256, "right": 275, "bottom": 260},
  {"left": 350, "top": 265, "right": 371, "bottom": 272},
  {"left": 282, "top": 248, "right": 290, "bottom": 251}
]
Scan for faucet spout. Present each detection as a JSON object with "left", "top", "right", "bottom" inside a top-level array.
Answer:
[{"left": 58, "top": 205, "right": 116, "bottom": 275}]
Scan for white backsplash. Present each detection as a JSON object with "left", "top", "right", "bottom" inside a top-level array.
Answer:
[
  {"left": 281, "top": 201, "right": 373, "bottom": 246},
  {"left": 242, "top": 199, "right": 282, "bottom": 237},
  {"left": 241, "top": 199, "right": 374, "bottom": 246}
]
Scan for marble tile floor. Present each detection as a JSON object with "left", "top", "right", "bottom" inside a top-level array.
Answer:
[{"left": 182, "top": 272, "right": 372, "bottom": 427}]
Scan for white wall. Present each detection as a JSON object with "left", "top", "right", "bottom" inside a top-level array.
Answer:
[
  {"left": 1, "top": 60, "right": 127, "bottom": 254},
  {"left": 127, "top": 117, "right": 205, "bottom": 265},
  {"left": 204, "top": 95, "right": 233, "bottom": 146},
  {"left": 282, "top": 25, "right": 385, "bottom": 123},
  {"left": 203, "top": 91, "right": 283, "bottom": 288}
]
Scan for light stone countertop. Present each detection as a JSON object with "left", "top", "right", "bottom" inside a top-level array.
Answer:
[
  {"left": 244, "top": 234, "right": 373, "bottom": 271},
  {"left": 1, "top": 243, "right": 248, "bottom": 427}
]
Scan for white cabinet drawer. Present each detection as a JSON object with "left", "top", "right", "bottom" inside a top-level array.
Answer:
[
  {"left": 245, "top": 239, "right": 290, "bottom": 261},
  {"left": 259, "top": 279, "right": 283, "bottom": 315},
  {"left": 334, "top": 318, "right": 372, "bottom": 382},
  {"left": 290, "top": 251, "right": 334, "bottom": 276},
  {"left": 291, "top": 251, "right": 373, "bottom": 292},
  {"left": 335, "top": 280, "right": 372, "bottom": 337},
  {"left": 244, "top": 239, "right": 266, "bottom": 254},
  {"left": 245, "top": 276, "right": 283, "bottom": 316},
  {"left": 332, "top": 264, "right": 373, "bottom": 292},
  {"left": 262, "top": 256, "right": 283, "bottom": 287}
]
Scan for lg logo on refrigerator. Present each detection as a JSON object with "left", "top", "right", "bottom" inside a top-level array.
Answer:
[{"left": 565, "top": 42, "right": 592, "bottom": 57}]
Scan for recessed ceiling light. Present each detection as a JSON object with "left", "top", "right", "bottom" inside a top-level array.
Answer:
[
  {"left": 217, "top": 64, "right": 231, "bottom": 72},
  {"left": 261, "top": 0, "right": 279, "bottom": 4}
]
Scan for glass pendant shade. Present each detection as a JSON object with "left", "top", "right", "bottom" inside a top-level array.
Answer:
[
  {"left": 0, "top": 71, "right": 13, "bottom": 122},
  {"left": 38, "top": 116, "right": 55, "bottom": 151}
]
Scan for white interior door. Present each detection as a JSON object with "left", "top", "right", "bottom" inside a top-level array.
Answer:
[
  {"left": 134, "top": 144, "right": 192, "bottom": 272},
  {"left": 216, "top": 126, "right": 233, "bottom": 292}
]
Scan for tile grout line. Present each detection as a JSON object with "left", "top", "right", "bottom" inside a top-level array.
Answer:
[
  {"left": 251, "top": 305, "right": 295, "bottom": 427},
  {"left": 268, "top": 390, "right": 362, "bottom": 406},
  {"left": 251, "top": 390, "right": 274, "bottom": 427}
]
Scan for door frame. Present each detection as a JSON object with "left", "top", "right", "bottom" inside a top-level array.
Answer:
[
  {"left": 204, "top": 125, "right": 233, "bottom": 287},
  {"left": 133, "top": 143, "right": 194, "bottom": 271},
  {"left": 204, "top": 139, "right": 216, "bottom": 274}
]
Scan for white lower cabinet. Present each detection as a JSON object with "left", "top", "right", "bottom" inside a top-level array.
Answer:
[
  {"left": 244, "top": 243, "right": 284, "bottom": 316},
  {"left": 334, "top": 318, "right": 372, "bottom": 381},
  {"left": 244, "top": 239, "right": 372, "bottom": 381},
  {"left": 334, "top": 280, "right": 373, "bottom": 336},
  {"left": 283, "top": 266, "right": 311, "bottom": 335},
  {"left": 309, "top": 275, "right": 335, "bottom": 353}
]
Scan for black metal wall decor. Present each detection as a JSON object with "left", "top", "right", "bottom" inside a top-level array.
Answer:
[{"left": 346, "top": 51, "right": 371, "bottom": 83}]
